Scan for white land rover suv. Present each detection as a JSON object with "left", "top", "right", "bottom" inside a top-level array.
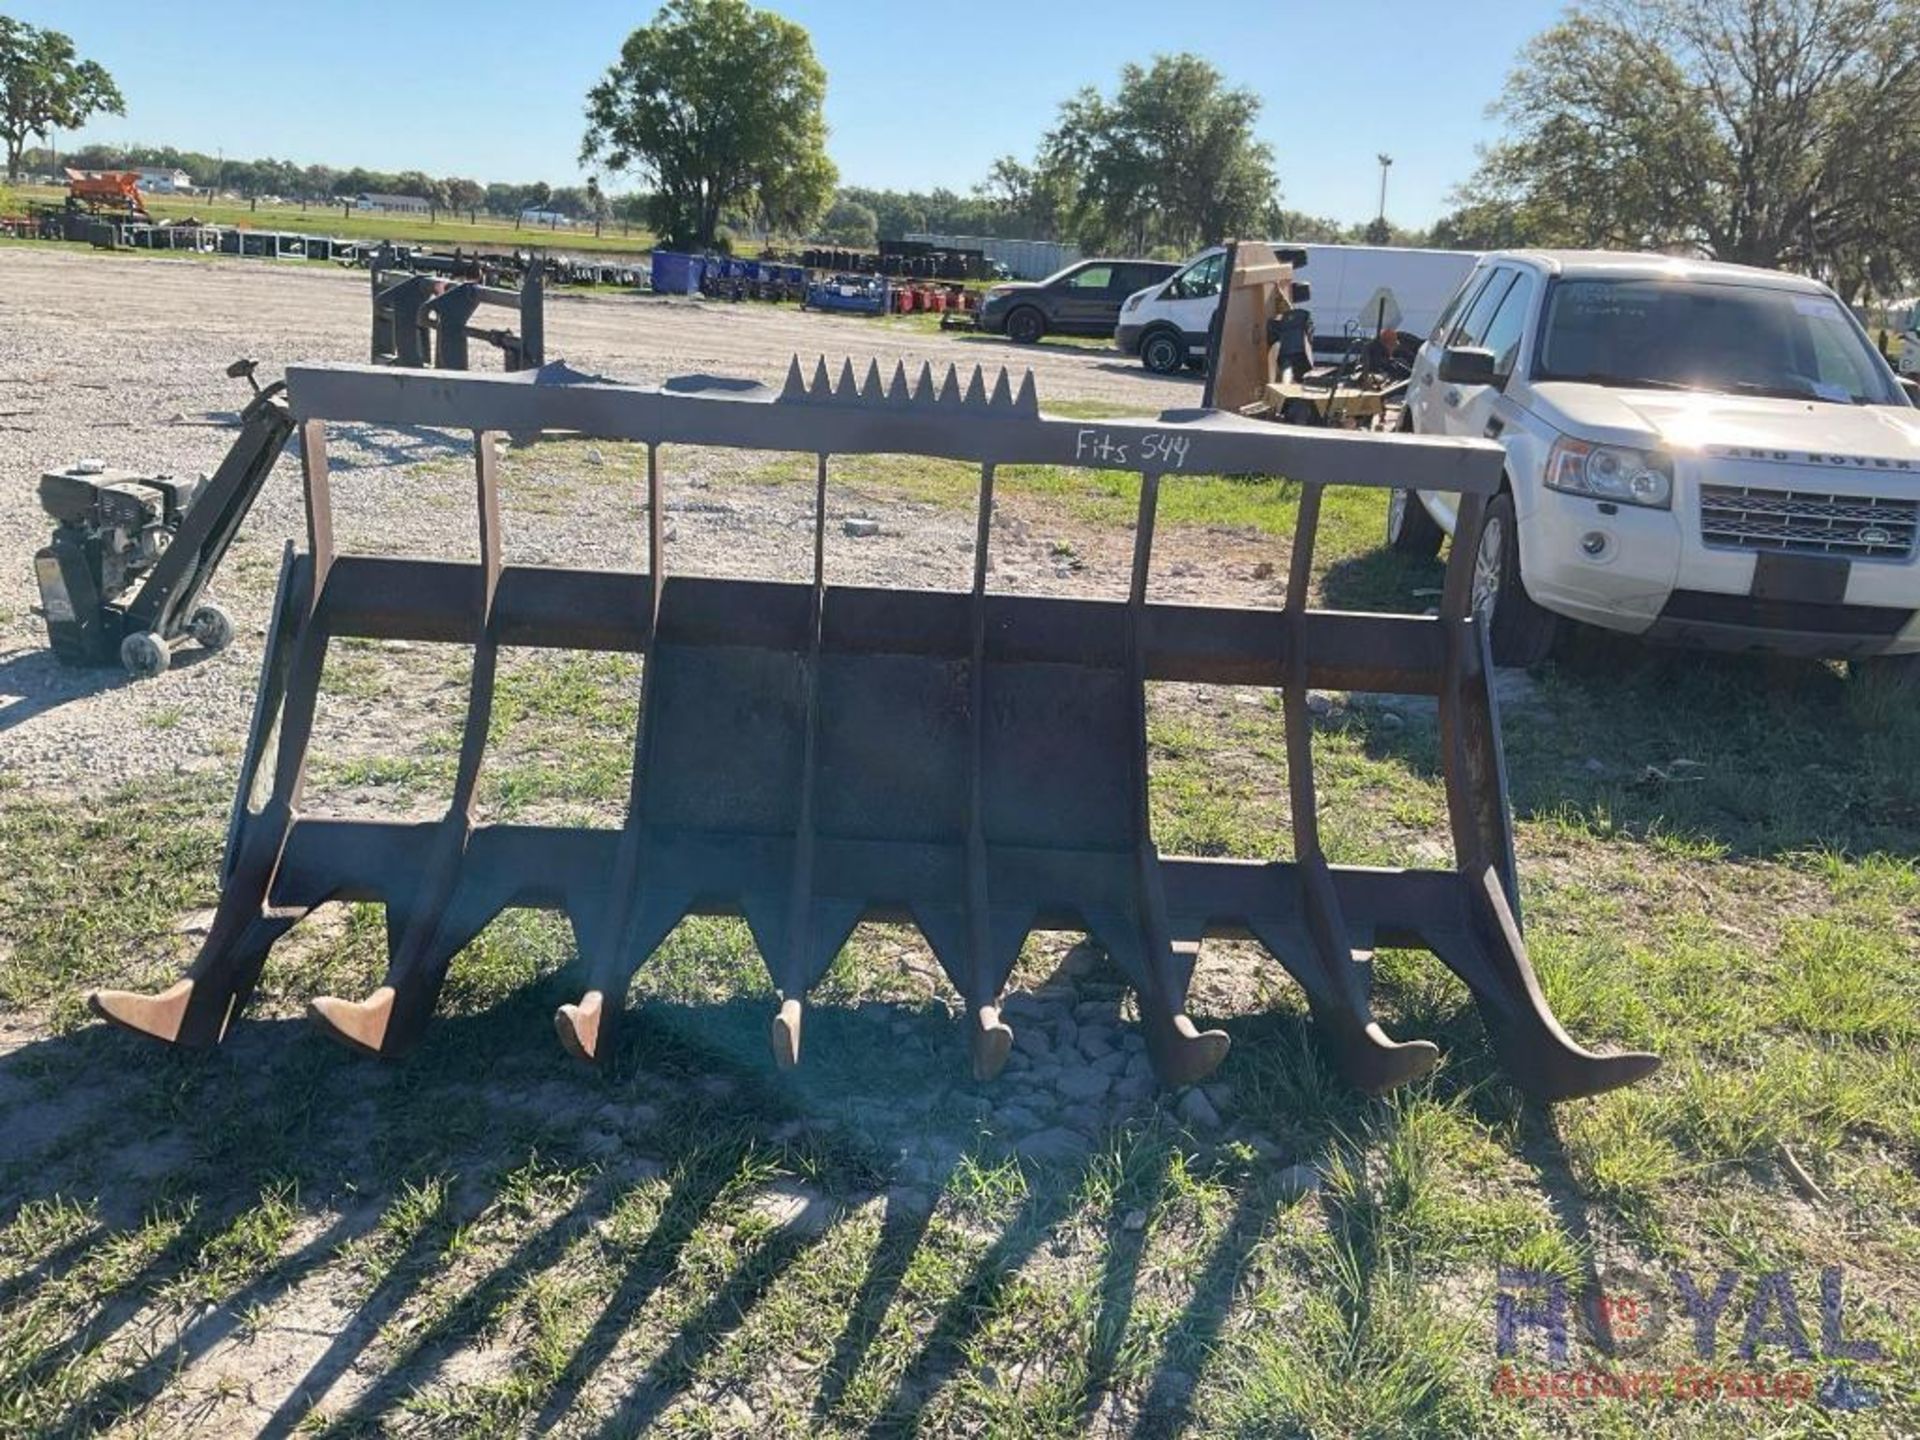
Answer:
[{"left": 1392, "top": 250, "right": 1920, "bottom": 682}]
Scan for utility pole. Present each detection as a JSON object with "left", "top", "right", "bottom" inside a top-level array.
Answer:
[{"left": 1376, "top": 153, "right": 1393, "bottom": 223}]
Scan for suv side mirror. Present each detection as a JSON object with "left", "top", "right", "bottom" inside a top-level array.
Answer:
[
  {"left": 1899, "top": 376, "right": 1920, "bottom": 407},
  {"left": 1438, "top": 346, "right": 1501, "bottom": 387}
]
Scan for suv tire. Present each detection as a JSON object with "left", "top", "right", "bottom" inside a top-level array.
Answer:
[
  {"left": 1472, "top": 494, "right": 1559, "bottom": 667},
  {"left": 1006, "top": 307, "right": 1045, "bottom": 344},
  {"left": 1387, "top": 488, "right": 1444, "bottom": 556},
  {"left": 1140, "top": 327, "right": 1186, "bottom": 374},
  {"left": 1387, "top": 411, "right": 1445, "bottom": 557}
]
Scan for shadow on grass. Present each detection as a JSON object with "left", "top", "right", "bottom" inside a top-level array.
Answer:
[
  {"left": 0, "top": 972, "right": 1378, "bottom": 1438},
  {"left": 0, "top": 645, "right": 223, "bottom": 735},
  {"left": 1507, "top": 629, "right": 1920, "bottom": 860},
  {"left": 1316, "top": 540, "right": 1919, "bottom": 862}
]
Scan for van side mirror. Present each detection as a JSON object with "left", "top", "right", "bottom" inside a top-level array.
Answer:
[
  {"left": 1438, "top": 346, "right": 1500, "bottom": 387},
  {"left": 1899, "top": 376, "right": 1920, "bottom": 406}
]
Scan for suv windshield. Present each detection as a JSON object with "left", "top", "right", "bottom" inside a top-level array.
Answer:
[{"left": 1535, "top": 277, "right": 1899, "bottom": 405}]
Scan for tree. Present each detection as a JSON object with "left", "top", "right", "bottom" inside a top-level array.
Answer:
[
  {"left": 300, "top": 164, "right": 339, "bottom": 203},
  {"left": 976, "top": 155, "right": 1075, "bottom": 240},
  {"left": 1263, "top": 207, "right": 1346, "bottom": 244},
  {"left": 1460, "top": 0, "right": 1920, "bottom": 291},
  {"left": 0, "top": 19, "right": 123, "bottom": 181},
  {"left": 444, "top": 177, "right": 484, "bottom": 220},
  {"left": 816, "top": 196, "right": 876, "bottom": 247},
  {"left": 1038, "top": 55, "right": 1277, "bottom": 254},
  {"left": 582, "top": 0, "right": 835, "bottom": 250},
  {"left": 584, "top": 174, "right": 614, "bottom": 235}
]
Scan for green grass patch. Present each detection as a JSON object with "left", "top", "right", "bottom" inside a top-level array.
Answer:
[
  {"left": 2, "top": 438, "right": 1917, "bottom": 1435},
  {"left": 9, "top": 183, "right": 655, "bottom": 257}
]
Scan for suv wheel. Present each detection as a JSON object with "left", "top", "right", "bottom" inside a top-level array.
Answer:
[
  {"left": 1470, "top": 494, "right": 1559, "bottom": 667},
  {"left": 1140, "top": 328, "right": 1185, "bottom": 374},
  {"left": 1387, "top": 488, "right": 1444, "bottom": 556},
  {"left": 1387, "top": 411, "right": 1444, "bottom": 557},
  {"left": 1006, "top": 307, "right": 1045, "bottom": 344}
]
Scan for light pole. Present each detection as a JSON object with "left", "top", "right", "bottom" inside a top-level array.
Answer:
[{"left": 1376, "top": 153, "right": 1394, "bottom": 224}]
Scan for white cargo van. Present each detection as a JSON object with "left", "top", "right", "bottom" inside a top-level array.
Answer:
[{"left": 1116, "top": 242, "right": 1479, "bottom": 374}]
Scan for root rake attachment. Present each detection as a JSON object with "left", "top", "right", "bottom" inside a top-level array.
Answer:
[{"left": 89, "top": 355, "right": 1658, "bottom": 1103}]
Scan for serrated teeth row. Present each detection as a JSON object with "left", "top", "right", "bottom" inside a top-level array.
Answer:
[{"left": 778, "top": 355, "right": 1038, "bottom": 414}]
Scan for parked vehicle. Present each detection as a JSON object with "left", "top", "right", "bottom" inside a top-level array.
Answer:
[
  {"left": 1393, "top": 250, "right": 1920, "bottom": 681},
  {"left": 1885, "top": 297, "right": 1920, "bottom": 378},
  {"left": 1117, "top": 242, "right": 1478, "bottom": 375},
  {"left": 975, "top": 258, "right": 1179, "bottom": 344}
]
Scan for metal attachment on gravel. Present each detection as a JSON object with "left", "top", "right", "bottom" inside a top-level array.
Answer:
[{"left": 89, "top": 356, "right": 1659, "bottom": 1102}]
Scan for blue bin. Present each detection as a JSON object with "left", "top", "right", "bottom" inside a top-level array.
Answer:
[{"left": 650, "top": 251, "right": 704, "bottom": 295}]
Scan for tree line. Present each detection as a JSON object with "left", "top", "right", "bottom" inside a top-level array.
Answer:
[
  {"left": 17, "top": 0, "right": 1920, "bottom": 296},
  {"left": 11, "top": 140, "right": 647, "bottom": 223},
  {"left": 580, "top": 1, "right": 1290, "bottom": 254}
]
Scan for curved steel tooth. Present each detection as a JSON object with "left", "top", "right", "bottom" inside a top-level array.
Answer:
[
  {"left": 89, "top": 979, "right": 197, "bottom": 1045},
  {"left": 1013, "top": 371, "right": 1038, "bottom": 415},
  {"left": 770, "top": 996, "right": 804, "bottom": 1068},
  {"left": 1142, "top": 1010, "right": 1232, "bottom": 1087},
  {"left": 988, "top": 370, "right": 1014, "bottom": 408},
  {"left": 938, "top": 365, "right": 961, "bottom": 404},
  {"left": 914, "top": 362, "right": 937, "bottom": 403},
  {"left": 837, "top": 357, "right": 860, "bottom": 398},
  {"left": 968, "top": 1004, "right": 1014, "bottom": 1081},
  {"left": 887, "top": 360, "right": 910, "bottom": 402},
  {"left": 308, "top": 986, "right": 397, "bottom": 1057},
  {"left": 861, "top": 357, "right": 885, "bottom": 399},
  {"left": 810, "top": 356, "right": 833, "bottom": 396},
  {"left": 555, "top": 989, "right": 605, "bottom": 1062},
  {"left": 963, "top": 368, "right": 988, "bottom": 407}
]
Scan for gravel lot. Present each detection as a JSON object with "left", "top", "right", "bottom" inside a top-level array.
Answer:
[{"left": 0, "top": 246, "right": 1204, "bottom": 794}]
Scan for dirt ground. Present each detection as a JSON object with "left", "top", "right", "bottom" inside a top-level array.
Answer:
[
  {"left": 0, "top": 246, "right": 1199, "bottom": 793},
  {"left": 6, "top": 245, "right": 1911, "bottom": 1439},
  {"left": 0, "top": 247, "right": 1314, "bottom": 1437}
]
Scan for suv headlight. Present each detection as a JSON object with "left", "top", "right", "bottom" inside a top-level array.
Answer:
[{"left": 1544, "top": 438, "right": 1673, "bottom": 509}]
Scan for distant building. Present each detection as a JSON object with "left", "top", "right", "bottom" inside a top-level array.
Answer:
[
  {"left": 355, "top": 192, "right": 431, "bottom": 214},
  {"left": 135, "top": 167, "right": 193, "bottom": 194}
]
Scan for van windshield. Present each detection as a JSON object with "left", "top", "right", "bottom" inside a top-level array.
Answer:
[
  {"left": 1535, "top": 278, "right": 1899, "bottom": 405},
  {"left": 1167, "top": 252, "right": 1225, "bottom": 300}
]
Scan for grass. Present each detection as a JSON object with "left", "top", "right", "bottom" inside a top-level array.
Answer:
[
  {"left": 2, "top": 433, "right": 1917, "bottom": 1436},
  {"left": 6, "top": 184, "right": 656, "bottom": 257}
]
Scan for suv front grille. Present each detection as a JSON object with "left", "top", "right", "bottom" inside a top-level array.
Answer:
[{"left": 1699, "top": 484, "right": 1918, "bottom": 561}]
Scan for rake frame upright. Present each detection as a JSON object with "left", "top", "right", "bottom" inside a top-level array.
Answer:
[{"left": 90, "top": 357, "right": 1658, "bottom": 1103}]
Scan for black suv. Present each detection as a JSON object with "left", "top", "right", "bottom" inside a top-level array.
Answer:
[{"left": 975, "top": 258, "right": 1179, "bottom": 343}]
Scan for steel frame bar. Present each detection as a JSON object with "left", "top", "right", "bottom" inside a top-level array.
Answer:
[
  {"left": 89, "top": 359, "right": 1659, "bottom": 1103},
  {"left": 118, "top": 384, "right": 297, "bottom": 644}
]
